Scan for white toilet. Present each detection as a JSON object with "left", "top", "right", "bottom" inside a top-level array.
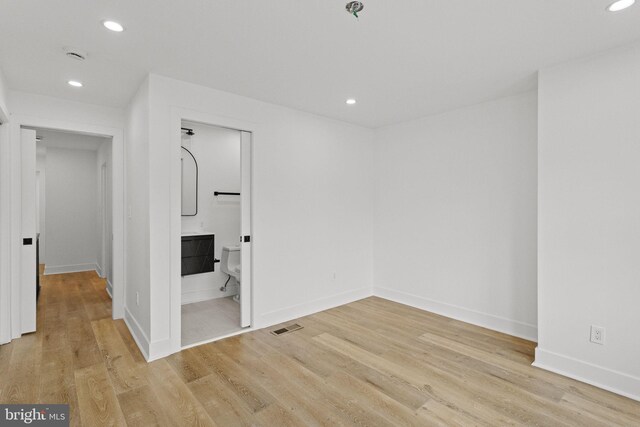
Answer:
[{"left": 221, "top": 245, "right": 241, "bottom": 303}]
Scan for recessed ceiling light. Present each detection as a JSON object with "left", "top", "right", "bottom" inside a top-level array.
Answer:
[
  {"left": 346, "top": 99, "right": 357, "bottom": 105},
  {"left": 607, "top": 0, "right": 635, "bottom": 12},
  {"left": 103, "top": 20, "right": 124, "bottom": 32},
  {"left": 68, "top": 80, "right": 83, "bottom": 87}
]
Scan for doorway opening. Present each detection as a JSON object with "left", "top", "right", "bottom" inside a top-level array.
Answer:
[
  {"left": 20, "top": 126, "right": 116, "bottom": 330},
  {"left": 179, "top": 120, "right": 252, "bottom": 348}
]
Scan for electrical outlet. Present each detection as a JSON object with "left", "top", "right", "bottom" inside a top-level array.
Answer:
[
  {"left": 136, "top": 291, "right": 140, "bottom": 306},
  {"left": 590, "top": 325, "right": 605, "bottom": 345}
]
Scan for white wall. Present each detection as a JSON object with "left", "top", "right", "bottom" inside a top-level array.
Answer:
[
  {"left": 535, "top": 43, "right": 640, "bottom": 400},
  {"left": 43, "top": 147, "right": 98, "bottom": 273},
  {"left": 128, "top": 74, "right": 374, "bottom": 359},
  {"left": 124, "top": 78, "right": 151, "bottom": 355},
  {"left": 8, "top": 91, "right": 124, "bottom": 128},
  {"left": 97, "top": 140, "right": 113, "bottom": 292},
  {"left": 181, "top": 122, "right": 241, "bottom": 304},
  {"left": 374, "top": 92, "right": 538, "bottom": 340}
]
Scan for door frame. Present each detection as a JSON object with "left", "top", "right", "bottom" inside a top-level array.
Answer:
[
  {"left": 8, "top": 114, "right": 125, "bottom": 338},
  {"left": 170, "top": 107, "right": 256, "bottom": 354},
  {"left": 0, "top": 106, "right": 10, "bottom": 344}
]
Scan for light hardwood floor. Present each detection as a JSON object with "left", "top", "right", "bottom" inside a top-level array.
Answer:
[{"left": 1, "top": 271, "right": 639, "bottom": 426}]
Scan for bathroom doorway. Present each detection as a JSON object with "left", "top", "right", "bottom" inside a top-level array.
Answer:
[{"left": 179, "top": 120, "right": 252, "bottom": 348}]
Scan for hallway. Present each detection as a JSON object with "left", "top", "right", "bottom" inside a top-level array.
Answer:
[{"left": 0, "top": 271, "right": 142, "bottom": 425}]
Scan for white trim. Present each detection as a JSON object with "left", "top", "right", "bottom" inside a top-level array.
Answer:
[
  {"left": 106, "top": 279, "right": 113, "bottom": 299},
  {"left": 181, "top": 327, "right": 249, "bottom": 351},
  {"left": 0, "top": 117, "right": 11, "bottom": 344},
  {"left": 257, "top": 286, "right": 372, "bottom": 329},
  {"left": 533, "top": 347, "right": 640, "bottom": 402},
  {"left": 44, "top": 263, "right": 99, "bottom": 275},
  {"left": 95, "top": 263, "right": 104, "bottom": 278},
  {"left": 10, "top": 121, "right": 22, "bottom": 338},
  {"left": 148, "top": 338, "right": 175, "bottom": 362},
  {"left": 181, "top": 287, "right": 238, "bottom": 305},
  {"left": 374, "top": 286, "right": 538, "bottom": 341},
  {"left": 124, "top": 307, "right": 149, "bottom": 360}
]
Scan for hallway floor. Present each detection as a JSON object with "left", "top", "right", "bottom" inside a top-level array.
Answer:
[{"left": 1, "top": 271, "right": 639, "bottom": 426}]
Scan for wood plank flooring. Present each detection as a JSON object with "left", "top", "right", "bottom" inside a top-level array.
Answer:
[{"left": 1, "top": 271, "right": 639, "bottom": 426}]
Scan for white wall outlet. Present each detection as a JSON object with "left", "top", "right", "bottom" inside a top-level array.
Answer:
[
  {"left": 136, "top": 291, "right": 140, "bottom": 306},
  {"left": 590, "top": 325, "right": 605, "bottom": 345}
]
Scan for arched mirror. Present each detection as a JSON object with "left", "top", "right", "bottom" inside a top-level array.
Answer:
[{"left": 181, "top": 146, "right": 198, "bottom": 216}]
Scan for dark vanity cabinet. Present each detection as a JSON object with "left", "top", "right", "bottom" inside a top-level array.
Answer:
[{"left": 181, "top": 234, "right": 216, "bottom": 276}]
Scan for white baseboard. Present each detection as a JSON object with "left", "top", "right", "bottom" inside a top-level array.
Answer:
[
  {"left": 122, "top": 280, "right": 638, "bottom": 404},
  {"left": 124, "top": 307, "right": 150, "bottom": 361},
  {"left": 44, "top": 263, "right": 98, "bottom": 275},
  {"left": 533, "top": 348, "right": 640, "bottom": 402},
  {"left": 125, "top": 310, "right": 174, "bottom": 362},
  {"left": 96, "top": 264, "right": 103, "bottom": 278},
  {"left": 257, "top": 286, "right": 373, "bottom": 329},
  {"left": 373, "top": 286, "right": 538, "bottom": 341},
  {"left": 105, "top": 280, "right": 113, "bottom": 299},
  {"left": 148, "top": 338, "right": 175, "bottom": 362},
  {"left": 181, "top": 287, "right": 238, "bottom": 305}
]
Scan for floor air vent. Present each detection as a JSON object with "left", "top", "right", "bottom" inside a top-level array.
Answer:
[{"left": 270, "top": 323, "right": 303, "bottom": 336}]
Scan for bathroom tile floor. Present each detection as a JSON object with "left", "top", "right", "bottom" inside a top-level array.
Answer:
[{"left": 181, "top": 296, "right": 241, "bottom": 346}]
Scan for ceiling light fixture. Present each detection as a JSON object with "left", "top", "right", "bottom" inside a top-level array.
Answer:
[
  {"left": 103, "top": 20, "right": 124, "bottom": 32},
  {"left": 68, "top": 80, "right": 83, "bottom": 87},
  {"left": 607, "top": 0, "right": 635, "bottom": 11},
  {"left": 346, "top": 99, "right": 357, "bottom": 105}
]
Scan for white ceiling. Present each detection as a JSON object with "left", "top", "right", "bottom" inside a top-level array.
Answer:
[
  {"left": 28, "top": 128, "right": 109, "bottom": 151},
  {"left": 1, "top": 0, "right": 640, "bottom": 127}
]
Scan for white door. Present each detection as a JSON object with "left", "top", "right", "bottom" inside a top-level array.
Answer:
[
  {"left": 101, "top": 164, "right": 107, "bottom": 278},
  {"left": 20, "top": 129, "right": 37, "bottom": 333},
  {"left": 240, "top": 131, "right": 251, "bottom": 328}
]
